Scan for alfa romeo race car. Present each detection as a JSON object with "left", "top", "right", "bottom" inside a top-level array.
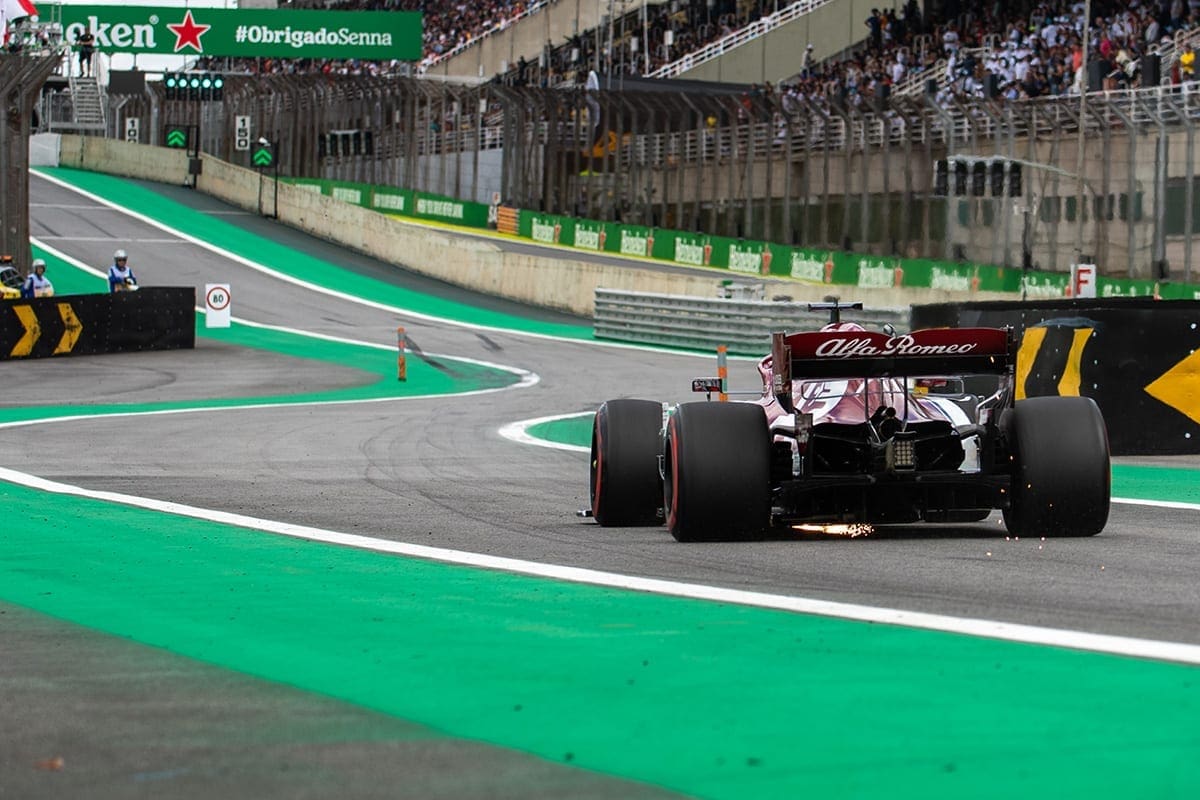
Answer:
[{"left": 588, "top": 307, "right": 1111, "bottom": 541}]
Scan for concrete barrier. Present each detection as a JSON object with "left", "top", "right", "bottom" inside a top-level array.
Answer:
[
  {"left": 50, "top": 135, "right": 1016, "bottom": 317},
  {"left": 57, "top": 136, "right": 191, "bottom": 186}
]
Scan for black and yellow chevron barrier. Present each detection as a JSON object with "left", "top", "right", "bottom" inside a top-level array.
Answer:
[
  {"left": 0, "top": 288, "right": 195, "bottom": 361},
  {"left": 913, "top": 298, "right": 1200, "bottom": 455}
]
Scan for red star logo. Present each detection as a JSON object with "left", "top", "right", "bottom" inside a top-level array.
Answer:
[{"left": 167, "top": 10, "right": 211, "bottom": 53}]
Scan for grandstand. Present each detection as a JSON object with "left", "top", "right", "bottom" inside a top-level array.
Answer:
[
  {"left": 276, "top": 1, "right": 1200, "bottom": 107},
  {"left": 423, "top": 0, "right": 887, "bottom": 88},
  {"left": 263, "top": 2, "right": 1199, "bottom": 105}
]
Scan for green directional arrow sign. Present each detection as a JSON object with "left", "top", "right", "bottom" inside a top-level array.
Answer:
[
  {"left": 165, "top": 127, "right": 188, "bottom": 148},
  {"left": 252, "top": 146, "right": 274, "bottom": 168}
]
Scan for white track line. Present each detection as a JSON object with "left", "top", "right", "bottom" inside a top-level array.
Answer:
[
  {"left": 32, "top": 169, "right": 726, "bottom": 359},
  {"left": 3, "top": 463, "right": 1200, "bottom": 666},
  {"left": 1111, "top": 496, "right": 1200, "bottom": 511},
  {"left": 498, "top": 411, "right": 592, "bottom": 453},
  {"left": 33, "top": 170, "right": 516, "bottom": 333},
  {"left": 0, "top": 375, "right": 540, "bottom": 431}
]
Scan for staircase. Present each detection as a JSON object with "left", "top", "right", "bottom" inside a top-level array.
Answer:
[{"left": 67, "top": 75, "right": 106, "bottom": 132}]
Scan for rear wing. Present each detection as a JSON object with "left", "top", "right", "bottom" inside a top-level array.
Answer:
[{"left": 770, "top": 327, "right": 1016, "bottom": 403}]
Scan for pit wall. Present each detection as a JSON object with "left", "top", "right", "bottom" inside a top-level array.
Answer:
[
  {"left": 275, "top": 173, "right": 1200, "bottom": 304},
  {"left": 47, "top": 135, "right": 1200, "bottom": 317}
]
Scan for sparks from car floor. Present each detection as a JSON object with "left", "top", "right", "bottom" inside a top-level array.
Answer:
[{"left": 791, "top": 523, "right": 874, "bottom": 538}]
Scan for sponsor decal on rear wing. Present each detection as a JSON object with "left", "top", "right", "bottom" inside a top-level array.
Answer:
[{"left": 771, "top": 327, "right": 1015, "bottom": 395}]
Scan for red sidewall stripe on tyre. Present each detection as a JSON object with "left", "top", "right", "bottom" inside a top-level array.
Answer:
[
  {"left": 591, "top": 413, "right": 605, "bottom": 517},
  {"left": 666, "top": 415, "right": 681, "bottom": 532}
]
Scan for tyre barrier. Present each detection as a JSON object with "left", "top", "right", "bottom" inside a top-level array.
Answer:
[
  {"left": 911, "top": 298, "right": 1200, "bottom": 455},
  {"left": 0, "top": 288, "right": 196, "bottom": 361}
]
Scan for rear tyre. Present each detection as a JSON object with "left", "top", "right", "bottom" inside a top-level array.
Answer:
[
  {"left": 1002, "top": 397, "right": 1110, "bottom": 537},
  {"left": 664, "top": 402, "right": 771, "bottom": 542},
  {"left": 590, "top": 399, "right": 663, "bottom": 526}
]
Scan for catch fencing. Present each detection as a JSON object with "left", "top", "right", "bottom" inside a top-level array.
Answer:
[{"left": 101, "top": 76, "right": 1200, "bottom": 284}]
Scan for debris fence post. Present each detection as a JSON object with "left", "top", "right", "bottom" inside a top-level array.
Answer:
[
  {"left": 717, "top": 345, "right": 728, "bottom": 402},
  {"left": 397, "top": 326, "right": 407, "bottom": 381}
]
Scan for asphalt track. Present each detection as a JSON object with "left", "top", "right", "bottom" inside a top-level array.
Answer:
[{"left": 3, "top": 169, "right": 1199, "bottom": 798}]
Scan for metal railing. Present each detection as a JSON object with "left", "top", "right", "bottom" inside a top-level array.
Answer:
[
  {"left": 1153, "top": 25, "right": 1200, "bottom": 74},
  {"left": 593, "top": 288, "right": 907, "bottom": 354},
  {"left": 413, "top": 81, "right": 1200, "bottom": 165},
  {"left": 892, "top": 57, "right": 947, "bottom": 98},
  {"left": 646, "top": 0, "right": 837, "bottom": 80},
  {"left": 416, "top": 0, "right": 553, "bottom": 74},
  {"left": 894, "top": 46, "right": 1001, "bottom": 100},
  {"left": 452, "top": 82, "right": 1200, "bottom": 176}
]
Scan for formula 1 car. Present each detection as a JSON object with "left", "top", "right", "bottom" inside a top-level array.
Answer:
[{"left": 588, "top": 304, "right": 1110, "bottom": 541}]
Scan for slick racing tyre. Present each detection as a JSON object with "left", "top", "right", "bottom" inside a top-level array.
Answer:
[
  {"left": 590, "top": 399, "right": 663, "bottom": 526},
  {"left": 1002, "top": 396, "right": 1110, "bottom": 537},
  {"left": 664, "top": 402, "right": 771, "bottom": 542}
]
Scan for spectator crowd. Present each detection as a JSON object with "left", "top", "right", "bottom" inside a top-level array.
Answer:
[
  {"left": 742, "top": 0, "right": 1200, "bottom": 117},
  {"left": 208, "top": 0, "right": 1200, "bottom": 110},
  {"left": 295, "top": 0, "right": 538, "bottom": 72}
]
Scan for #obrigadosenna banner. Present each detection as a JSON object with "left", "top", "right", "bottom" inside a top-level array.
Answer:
[{"left": 55, "top": 5, "right": 422, "bottom": 60}]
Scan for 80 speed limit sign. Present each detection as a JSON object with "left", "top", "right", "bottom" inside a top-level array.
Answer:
[{"left": 205, "top": 283, "right": 231, "bottom": 328}]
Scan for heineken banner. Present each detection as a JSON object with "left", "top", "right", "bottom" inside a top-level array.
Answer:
[
  {"left": 615, "top": 226, "right": 654, "bottom": 259},
  {"left": 56, "top": 6, "right": 422, "bottom": 60},
  {"left": 523, "top": 213, "right": 575, "bottom": 246},
  {"left": 568, "top": 219, "right": 617, "bottom": 252}
]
